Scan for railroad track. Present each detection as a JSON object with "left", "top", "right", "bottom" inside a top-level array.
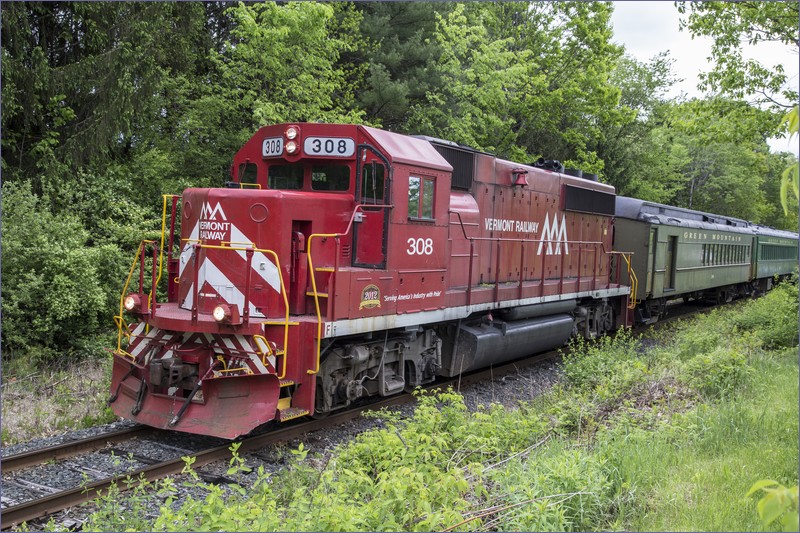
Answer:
[
  {"left": 1, "top": 347, "right": 561, "bottom": 531},
  {"left": 2, "top": 300, "right": 722, "bottom": 530},
  {"left": 1, "top": 426, "right": 154, "bottom": 474}
]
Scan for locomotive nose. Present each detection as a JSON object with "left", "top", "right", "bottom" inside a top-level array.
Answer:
[{"left": 177, "top": 189, "right": 285, "bottom": 322}]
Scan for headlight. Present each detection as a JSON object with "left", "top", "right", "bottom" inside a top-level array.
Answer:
[
  {"left": 124, "top": 294, "right": 142, "bottom": 312},
  {"left": 285, "top": 141, "right": 298, "bottom": 154},
  {"left": 213, "top": 304, "right": 231, "bottom": 323},
  {"left": 285, "top": 126, "right": 299, "bottom": 140}
]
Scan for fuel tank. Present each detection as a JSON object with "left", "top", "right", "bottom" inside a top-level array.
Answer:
[{"left": 440, "top": 314, "right": 574, "bottom": 376}]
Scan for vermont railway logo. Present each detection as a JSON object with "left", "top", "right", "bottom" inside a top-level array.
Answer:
[
  {"left": 199, "top": 202, "right": 231, "bottom": 241},
  {"left": 537, "top": 213, "right": 569, "bottom": 256}
]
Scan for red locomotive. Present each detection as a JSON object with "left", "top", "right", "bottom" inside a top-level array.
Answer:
[{"left": 109, "top": 123, "right": 636, "bottom": 439}]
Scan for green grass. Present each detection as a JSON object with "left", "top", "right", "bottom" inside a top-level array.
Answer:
[{"left": 600, "top": 347, "right": 798, "bottom": 531}]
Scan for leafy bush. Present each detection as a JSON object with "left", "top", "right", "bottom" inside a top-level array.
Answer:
[
  {"left": 729, "top": 279, "right": 799, "bottom": 349},
  {"left": 1, "top": 180, "right": 127, "bottom": 361},
  {"left": 681, "top": 348, "right": 753, "bottom": 400},
  {"left": 672, "top": 320, "right": 725, "bottom": 361},
  {"left": 560, "top": 329, "right": 642, "bottom": 392},
  {"left": 747, "top": 479, "right": 799, "bottom": 532}
]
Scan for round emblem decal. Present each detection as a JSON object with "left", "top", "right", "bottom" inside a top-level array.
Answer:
[{"left": 359, "top": 284, "right": 381, "bottom": 310}]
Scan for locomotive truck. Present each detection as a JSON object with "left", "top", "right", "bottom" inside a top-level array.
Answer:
[{"left": 109, "top": 123, "right": 637, "bottom": 439}]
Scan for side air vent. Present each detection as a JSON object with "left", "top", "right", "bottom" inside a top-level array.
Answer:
[
  {"left": 563, "top": 184, "right": 615, "bottom": 216},
  {"left": 430, "top": 144, "right": 475, "bottom": 190}
]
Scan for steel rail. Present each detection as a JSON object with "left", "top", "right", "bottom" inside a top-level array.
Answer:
[{"left": 1, "top": 426, "right": 153, "bottom": 474}]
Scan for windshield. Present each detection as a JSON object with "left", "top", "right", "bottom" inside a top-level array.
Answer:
[{"left": 267, "top": 163, "right": 351, "bottom": 192}]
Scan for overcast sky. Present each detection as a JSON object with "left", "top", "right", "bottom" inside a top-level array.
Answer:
[{"left": 609, "top": 1, "right": 799, "bottom": 154}]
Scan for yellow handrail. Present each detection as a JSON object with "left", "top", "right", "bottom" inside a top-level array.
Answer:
[
  {"left": 195, "top": 243, "right": 291, "bottom": 379},
  {"left": 253, "top": 335, "right": 273, "bottom": 358},
  {"left": 115, "top": 240, "right": 154, "bottom": 354},
  {"left": 304, "top": 203, "right": 392, "bottom": 375},
  {"left": 217, "top": 367, "right": 253, "bottom": 374},
  {"left": 620, "top": 253, "right": 639, "bottom": 309},
  {"left": 306, "top": 232, "right": 339, "bottom": 375},
  {"left": 149, "top": 195, "right": 180, "bottom": 313}
]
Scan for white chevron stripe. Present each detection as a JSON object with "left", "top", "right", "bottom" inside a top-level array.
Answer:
[
  {"left": 130, "top": 327, "right": 161, "bottom": 357},
  {"left": 182, "top": 283, "right": 194, "bottom": 310},
  {"left": 235, "top": 335, "right": 269, "bottom": 374},
  {"left": 230, "top": 223, "right": 281, "bottom": 293},
  {"left": 130, "top": 322, "right": 147, "bottom": 337},
  {"left": 179, "top": 259, "right": 264, "bottom": 318},
  {"left": 179, "top": 220, "right": 200, "bottom": 278}
]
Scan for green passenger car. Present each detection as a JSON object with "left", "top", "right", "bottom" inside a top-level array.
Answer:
[
  {"left": 753, "top": 228, "right": 798, "bottom": 290},
  {"left": 614, "top": 197, "right": 797, "bottom": 322}
]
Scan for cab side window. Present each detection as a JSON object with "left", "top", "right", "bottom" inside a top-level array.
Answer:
[
  {"left": 239, "top": 162, "right": 258, "bottom": 185},
  {"left": 268, "top": 164, "right": 304, "bottom": 190},
  {"left": 311, "top": 164, "right": 350, "bottom": 192},
  {"left": 408, "top": 176, "right": 435, "bottom": 220},
  {"left": 360, "top": 163, "right": 385, "bottom": 204}
]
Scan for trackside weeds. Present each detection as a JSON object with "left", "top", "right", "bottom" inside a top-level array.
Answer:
[{"left": 20, "top": 279, "right": 800, "bottom": 532}]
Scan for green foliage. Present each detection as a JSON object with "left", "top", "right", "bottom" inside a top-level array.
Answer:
[
  {"left": 728, "top": 279, "right": 799, "bottom": 349},
  {"left": 644, "top": 98, "right": 780, "bottom": 221},
  {"left": 681, "top": 348, "right": 753, "bottom": 400},
  {"left": 219, "top": 2, "right": 366, "bottom": 126},
  {"left": 560, "top": 329, "right": 643, "bottom": 392},
  {"left": 484, "top": 445, "right": 616, "bottom": 531},
  {"left": 779, "top": 106, "right": 799, "bottom": 215},
  {"left": 672, "top": 323, "right": 725, "bottom": 361},
  {"left": 405, "top": 2, "right": 628, "bottom": 168},
  {"left": 353, "top": 3, "right": 451, "bottom": 130},
  {"left": 82, "top": 475, "right": 171, "bottom": 533},
  {"left": 747, "top": 480, "right": 800, "bottom": 532},
  {"left": 599, "top": 52, "right": 679, "bottom": 199},
  {"left": 407, "top": 4, "right": 534, "bottom": 156},
  {"left": 761, "top": 150, "right": 799, "bottom": 231},
  {"left": 1, "top": 180, "right": 125, "bottom": 359},
  {"left": 1, "top": 3, "right": 204, "bottom": 178},
  {"left": 677, "top": 1, "right": 799, "bottom": 109}
]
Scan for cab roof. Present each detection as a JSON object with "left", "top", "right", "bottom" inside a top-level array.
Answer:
[{"left": 361, "top": 126, "right": 452, "bottom": 172}]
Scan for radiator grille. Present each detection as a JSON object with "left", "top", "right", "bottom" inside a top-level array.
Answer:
[{"left": 563, "top": 184, "right": 615, "bottom": 216}]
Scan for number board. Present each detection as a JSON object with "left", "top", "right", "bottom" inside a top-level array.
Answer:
[
  {"left": 304, "top": 137, "right": 355, "bottom": 157},
  {"left": 262, "top": 137, "right": 284, "bottom": 157}
]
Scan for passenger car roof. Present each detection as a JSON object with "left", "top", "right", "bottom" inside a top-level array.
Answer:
[{"left": 614, "top": 196, "right": 758, "bottom": 234}]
